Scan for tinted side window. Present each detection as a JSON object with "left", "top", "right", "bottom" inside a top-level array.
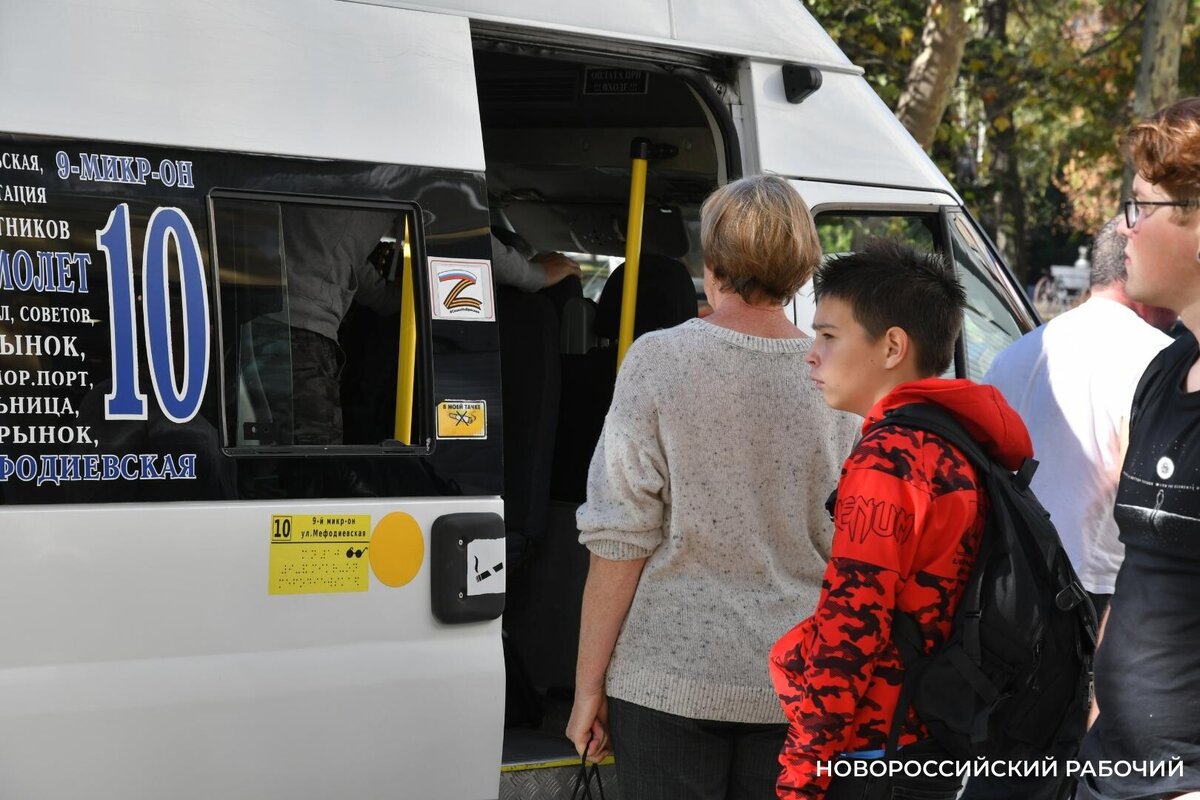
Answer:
[
  {"left": 817, "top": 213, "right": 938, "bottom": 256},
  {"left": 210, "top": 194, "right": 431, "bottom": 453},
  {"left": 804, "top": 212, "right": 941, "bottom": 336},
  {"left": 947, "top": 213, "right": 1033, "bottom": 381}
]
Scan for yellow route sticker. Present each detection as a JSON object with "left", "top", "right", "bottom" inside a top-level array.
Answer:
[
  {"left": 436, "top": 400, "right": 487, "bottom": 439},
  {"left": 269, "top": 514, "right": 372, "bottom": 595}
]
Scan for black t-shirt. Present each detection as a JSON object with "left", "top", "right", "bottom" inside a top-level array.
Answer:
[{"left": 1081, "top": 332, "right": 1200, "bottom": 799}]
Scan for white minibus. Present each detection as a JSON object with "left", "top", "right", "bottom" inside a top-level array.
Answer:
[{"left": 0, "top": 1, "right": 1036, "bottom": 797}]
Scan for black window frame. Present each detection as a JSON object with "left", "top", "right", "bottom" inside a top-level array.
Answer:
[
  {"left": 207, "top": 189, "right": 436, "bottom": 458},
  {"left": 940, "top": 208, "right": 1037, "bottom": 381},
  {"left": 810, "top": 203, "right": 1037, "bottom": 381}
]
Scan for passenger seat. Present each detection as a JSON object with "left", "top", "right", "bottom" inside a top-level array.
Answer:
[
  {"left": 503, "top": 254, "right": 697, "bottom": 694},
  {"left": 551, "top": 254, "right": 699, "bottom": 501}
]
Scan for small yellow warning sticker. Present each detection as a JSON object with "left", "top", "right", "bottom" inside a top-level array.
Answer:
[
  {"left": 269, "top": 514, "right": 372, "bottom": 595},
  {"left": 436, "top": 399, "right": 487, "bottom": 439}
]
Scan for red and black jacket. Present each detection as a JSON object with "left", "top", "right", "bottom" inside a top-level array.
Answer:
[{"left": 770, "top": 378, "right": 1031, "bottom": 799}]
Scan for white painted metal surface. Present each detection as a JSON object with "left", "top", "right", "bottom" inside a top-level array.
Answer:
[
  {"left": 785, "top": 184, "right": 955, "bottom": 335},
  {"left": 794, "top": 183, "right": 953, "bottom": 212},
  {"left": 745, "top": 64, "right": 958, "bottom": 196},
  {"left": 359, "top": 0, "right": 853, "bottom": 68},
  {"left": 0, "top": 498, "right": 504, "bottom": 800},
  {"left": 0, "top": 0, "right": 485, "bottom": 170},
  {"left": 2, "top": 9, "right": 501, "bottom": 785}
]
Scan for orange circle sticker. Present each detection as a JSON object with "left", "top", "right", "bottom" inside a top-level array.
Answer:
[{"left": 369, "top": 512, "right": 424, "bottom": 587}]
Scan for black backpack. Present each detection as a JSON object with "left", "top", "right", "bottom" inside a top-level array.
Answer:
[{"left": 866, "top": 404, "right": 1099, "bottom": 763}]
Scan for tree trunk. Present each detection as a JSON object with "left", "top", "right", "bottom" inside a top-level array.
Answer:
[
  {"left": 991, "top": 123, "right": 1026, "bottom": 280},
  {"left": 1134, "top": 0, "right": 1190, "bottom": 117},
  {"left": 895, "top": 0, "right": 970, "bottom": 150},
  {"left": 1124, "top": 0, "right": 1190, "bottom": 193},
  {"left": 978, "top": 0, "right": 1027, "bottom": 279}
]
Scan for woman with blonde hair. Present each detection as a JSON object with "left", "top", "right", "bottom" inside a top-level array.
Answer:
[{"left": 565, "top": 175, "right": 860, "bottom": 799}]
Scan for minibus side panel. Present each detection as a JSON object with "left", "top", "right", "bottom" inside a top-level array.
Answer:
[
  {"left": 0, "top": 1, "right": 485, "bottom": 170},
  {"left": 0, "top": 4, "right": 507, "bottom": 797},
  {"left": 0, "top": 499, "right": 504, "bottom": 800},
  {"left": 0, "top": 136, "right": 506, "bottom": 797}
]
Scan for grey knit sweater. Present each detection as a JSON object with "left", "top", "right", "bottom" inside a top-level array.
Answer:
[{"left": 578, "top": 317, "right": 861, "bottom": 724}]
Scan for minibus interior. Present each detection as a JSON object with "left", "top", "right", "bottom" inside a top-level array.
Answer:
[{"left": 472, "top": 42, "right": 729, "bottom": 756}]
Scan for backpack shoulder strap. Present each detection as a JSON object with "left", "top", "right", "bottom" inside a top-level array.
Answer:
[
  {"left": 874, "top": 404, "right": 1000, "bottom": 757},
  {"left": 866, "top": 403, "right": 991, "bottom": 473}
]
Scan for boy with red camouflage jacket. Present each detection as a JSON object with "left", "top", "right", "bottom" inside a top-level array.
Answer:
[{"left": 770, "top": 239, "right": 1032, "bottom": 799}]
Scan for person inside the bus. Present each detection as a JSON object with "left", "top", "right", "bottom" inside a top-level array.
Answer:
[
  {"left": 566, "top": 174, "right": 860, "bottom": 799},
  {"left": 491, "top": 224, "right": 583, "bottom": 291},
  {"left": 262, "top": 205, "right": 581, "bottom": 447},
  {"left": 259, "top": 205, "right": 402, "bottom": 446}
]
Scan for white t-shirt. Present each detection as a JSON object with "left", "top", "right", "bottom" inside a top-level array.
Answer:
[{"left": 984, "top": 296, "right": 1172, "bottom": 594}]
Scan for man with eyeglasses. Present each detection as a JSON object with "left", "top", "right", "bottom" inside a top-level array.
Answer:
[
  {"left": 1078, "top": 97, "right": 1200, "bottom": 800},
  {"left": 1123, "top": 197, "right": 1200, "bottom": 229},
  {"left": 961, "top": 217, "right": 1172, "bottom": 800}
]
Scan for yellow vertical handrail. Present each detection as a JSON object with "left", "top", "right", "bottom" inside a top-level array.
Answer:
[
  {"left": 393, "top": 217, "right": 417, "bottom": 444},
  {"left": 617, "top": 138, "right": 652, "bottom": 373}
]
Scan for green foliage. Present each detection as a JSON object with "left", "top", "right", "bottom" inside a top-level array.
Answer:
[
  {"left": 817, "top": 214, "right": 937, "bottom": 255},
  {"left": 805, "top": 0, "right": 1200, "bottom": 280},
  {"left": 804, "top": 0, "right": 930, "bottom": 107}
]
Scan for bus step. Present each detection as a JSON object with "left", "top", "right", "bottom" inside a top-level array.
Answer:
[
  {"left": 500, "top": 728, "right": 621, "bottom": 799},
  {"left": 500, "top": 761, "right": 619, "bottom": 800}
]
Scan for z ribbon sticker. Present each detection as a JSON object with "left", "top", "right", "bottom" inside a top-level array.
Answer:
[{"left": 429, "top": 257, "right": 495, "bottom": 322}]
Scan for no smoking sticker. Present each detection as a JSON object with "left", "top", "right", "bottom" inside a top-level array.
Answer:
[{"left": 436, "top": 400, "right": 486, "bottom": 440}]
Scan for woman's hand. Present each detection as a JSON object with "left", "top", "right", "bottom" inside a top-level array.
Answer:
[
  {"left": 566, "top": 689, "right": 611, "bottom": 763},
  {"left": 568, "top": 554, "right": 646, "bottom": 764}
]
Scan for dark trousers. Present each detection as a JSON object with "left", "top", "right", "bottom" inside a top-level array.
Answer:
[
  {"left": 823, "top": 740, "right": 963, "bottom": 800},
  {"left": 960, "top": 773, "right": 1069, "bottom": 800},
  {"left": 608, "top": 697, "right": 788, "bottom": 800},
  {"left": 256, "top": 322, "right": 344, "bottom": 445}
]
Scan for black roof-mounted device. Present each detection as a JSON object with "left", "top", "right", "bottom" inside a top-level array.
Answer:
[{"left": 782, "top": 64, "right": 822, "bottom": 105}]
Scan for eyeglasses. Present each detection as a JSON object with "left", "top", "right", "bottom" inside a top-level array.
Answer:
[{"left": 1123, "top": 197, "right": 1199, "bottom": 228}]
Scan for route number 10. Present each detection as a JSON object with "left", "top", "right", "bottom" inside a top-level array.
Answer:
[{"left": 98, "top": 203, "right": 211, "bottom": 423}]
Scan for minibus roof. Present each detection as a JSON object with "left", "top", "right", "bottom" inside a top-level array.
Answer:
[
  {"left": 365, "top": 0, "right": 958, "bottom": 197},
  {"left": 3, "top": 0, "right": 955, "bottom": 196},
  {"left": 361, "top": 0, "right": 859, "bottom": 70}
]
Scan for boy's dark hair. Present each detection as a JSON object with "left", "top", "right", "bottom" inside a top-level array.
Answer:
[{"left": 814, "top": 238, "right": 966, "bottom": 376}]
